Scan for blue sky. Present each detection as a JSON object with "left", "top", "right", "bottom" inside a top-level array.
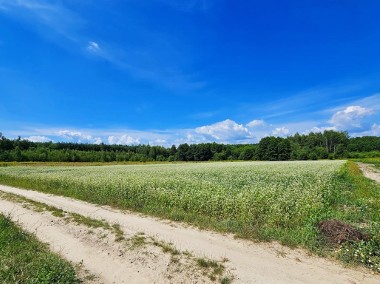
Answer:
[{"left": 0, "top": 0, "right": 379, "bottom": 146}]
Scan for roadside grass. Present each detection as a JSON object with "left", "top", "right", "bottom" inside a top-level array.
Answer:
[
  {"left": 0, "top": 191, "right": 125, "bottom": 242},
  {"left": 0, "top": 161, "right": 379, "bottom": 272},
  {"left": 0, "top": 214, "right": 79, "bottom": 283},
  {"left": 352, "top": 157, "right": 380, "bottom": 169},
  {"left": 327, "top": 161, "right": 380, "bottom": 272}
]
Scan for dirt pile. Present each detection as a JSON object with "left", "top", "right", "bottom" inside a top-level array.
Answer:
[{"left": 318, "top": 219, "right": 369, "bottom": 245}]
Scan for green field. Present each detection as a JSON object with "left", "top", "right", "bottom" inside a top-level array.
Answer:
[
  {"left": 0, "top": 214, "right": 79, "bottom": 283},
  {"left": 0, "top": 160, "right": 379, "bottom": 272}
]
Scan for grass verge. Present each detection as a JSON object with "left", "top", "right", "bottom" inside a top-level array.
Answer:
[
  {"left": 0, "top": 214, "right": 79, "bottom": 283},
  {"left": 352, "top": 157, "right": 380, "bottom": 169},
  {"left": 326, "top": 161, "right": 380, "bottom": 272},
  {"left": 0, "top": 191, "right": 125, "bottom": 243}
]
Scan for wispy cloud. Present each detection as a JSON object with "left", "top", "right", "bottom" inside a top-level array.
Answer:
[
  {"left": 246, "top": 119, "right": 265, "bottom": 128},
  {"left": 85, "top": 36, "right": 206, "bottom": 92},
  {"left": 0, "top": 0, "right": 83, "bottom": 42},
  {"left": 157, "top": 0, "right": 215, "bottom": 13},
  {"left": 240, "top": 82, "right": 367, "bottom": 121},
  {"left": 87, "top": 41, "right": 100, "bottom": 53},
  {"left": 0, "top": 0, "right": 205, "bottom": 92}
]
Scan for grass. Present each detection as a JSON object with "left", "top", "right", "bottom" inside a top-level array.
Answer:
[
  {"left": 0, "top": 214, "right": 79, "bottom": 283},
  {"left": 220, "top": 276, "right": 234, "bottom": 284},
  {"left": 352, "top": 157, "right": 380, "bottom": 169},
  {"left": 196, "top": 257, "right": 226, "bottom": 281},
  {"left": 0, "top": 160, "right": 379, "bottom": 272},
  {"left": 0, "top": 191, "right": 67, "bottom": 217},
  {"left": 150, "top": 237, "right": 229, "bottom": 282},
  {"left": 327, "top": 161, "right": 380, "bottom": 272},
  {"left": 152, "top": 240, "right": 181, "bottom": 255},
  {"left": 127, "top": 233, "right": 147, "bottom": 249},
  {"left": 0, "top": 191, "right": 125, "bottom": 242},
  {"left": 112, "top": 223, "right": 125, "bottom": 242}
]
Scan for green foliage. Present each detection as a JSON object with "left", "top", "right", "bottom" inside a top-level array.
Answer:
[
  {"left": 324, "top": 161, "right": 380, "bottom": 273},
  {"left": 0, "top": 214, "right": 79, "bottom": 283},
  {"left": 1, "top": 131, "right": 379, "bottom": 162},
  {"left": 348, "top": 136, "right": 380, "bottom": 152},
  {"left": 257, "top": 136, "right": 291, "bottom": 160}
]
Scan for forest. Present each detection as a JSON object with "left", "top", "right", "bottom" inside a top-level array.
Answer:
[{"left": 0, "top": 130, "right": 379, "bottom": 162}]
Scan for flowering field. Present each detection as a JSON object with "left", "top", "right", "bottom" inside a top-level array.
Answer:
[
  {"left": 0, "top": 161, "right": 344, "bottom": 234},
  {"left": 1, "top": 160, "right": 380, "bottom": 272}
]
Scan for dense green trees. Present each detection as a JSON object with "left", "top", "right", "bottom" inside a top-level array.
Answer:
[
  {"left": 0, "top": 131, "right": 379, "bottom": 162},
  {"left": 288, "top": 130, "right": 350, "bottom": 160},
  {"left": 257, "top": 137, "right": 291, "bottom": 160}
]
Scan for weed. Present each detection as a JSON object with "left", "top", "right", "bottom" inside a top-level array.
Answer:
[{"left": 128, "top": 234, "right": 146, "bottom": 249}]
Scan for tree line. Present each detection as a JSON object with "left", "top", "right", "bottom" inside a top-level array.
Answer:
[{"left": 0, "top": 130, "right": 379, "bottom": 163}]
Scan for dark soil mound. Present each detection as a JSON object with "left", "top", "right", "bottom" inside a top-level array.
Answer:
[{"left": 318, "top": 219, "right": 369, "bottom": 245}]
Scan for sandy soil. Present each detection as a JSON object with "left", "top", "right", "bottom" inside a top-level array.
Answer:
[
  {"left": 357, "top": 162, "right": 380, "bottom": 183},
  {"left": 1, "top": 184, "right": 380, "bottom": 284}
]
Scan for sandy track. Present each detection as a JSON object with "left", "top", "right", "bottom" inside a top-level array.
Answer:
[
  {"left": 358, "top": 163, "right": 380, "bottom": 183},
  {"left": 0, "top": 199, "right": 152, "bottom": 283},
  {"left": 1, "top": 185, "right": 379, "bottom": 284}
]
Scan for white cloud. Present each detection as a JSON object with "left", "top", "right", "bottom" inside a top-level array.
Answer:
[
  {"left": 352, "top": 123, "right": 380, "bottom": 137},
  {"left": 272, "top": 127, "right": 290, "bottom": 137},
  {"left": 329, "top": 105, "right": 373, "bottom": 129},
  {"left": 153, "top": 139, "right": 167, "bottom": 145},
  {"left": 303, "top": 126, "right": 337, "bottom": 134},
  {"left": 24, "top": 135, "right": 52, "bottom": 142},
  {"left": 57, "top": 130, "right": 102, "bottom": 144},
  {"left": 195, "top": 119, "right": 253, "bottom": 142},
  {"left": 87, "top": 41, "right": 100, "bottom": 53},
  {"left": 108, "top": 135, "right": 140, "bottom": 145},
  {"left": 58, "top": 130, "right": 92, "bottom": 140},
  {"left": 371, "top": 124, "right": 380, "bottom": 136},
  {"left": 246, "top": 119, "right": 265, "bottom": 128},
  {"left": 94, "top": 137, "right": 103, "bottom": 145}
]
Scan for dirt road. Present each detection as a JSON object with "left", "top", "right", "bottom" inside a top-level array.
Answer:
[
  {"left": 357, "top": 162, "right": 380, "bottom": 183},
  {"left": 0, "top": 184, "right": 379, "bottom": 284}
]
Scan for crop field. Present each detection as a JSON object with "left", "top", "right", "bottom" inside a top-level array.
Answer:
[
  {"left": 0, "top": 161, "right": 344, "bottom": 235},
  {"left": 0, "top": 160, "right": 379, "bottom": 272}
]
